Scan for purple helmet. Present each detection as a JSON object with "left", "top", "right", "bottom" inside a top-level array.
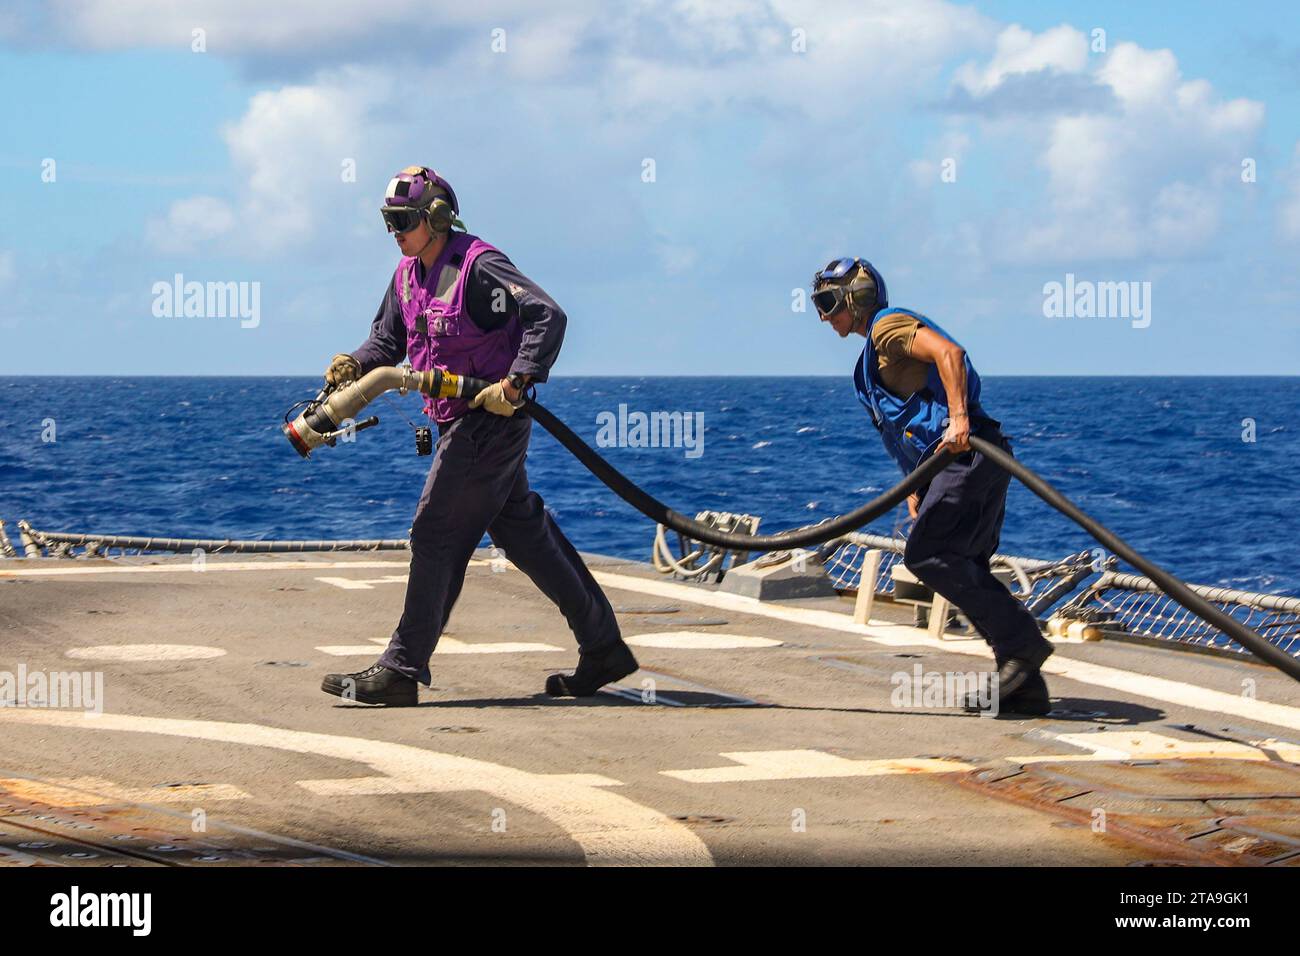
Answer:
[
  {"left": 383, "top": 165, "right": 458, "bottom": 215},
  {"left": 381, "top": 166, "right": 459, "bottom": 234}
]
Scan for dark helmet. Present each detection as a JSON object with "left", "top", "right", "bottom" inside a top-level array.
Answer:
[{"left": 811, "top": 257, "right": 888, "bottom": 321}]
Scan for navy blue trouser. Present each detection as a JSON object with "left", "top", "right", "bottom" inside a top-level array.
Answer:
[
  {"left": 378, "top": 408, "right": 622, "bottom": 685},
  {"left": 902, "top": 430, "right": 1048, "bottom": 662}
]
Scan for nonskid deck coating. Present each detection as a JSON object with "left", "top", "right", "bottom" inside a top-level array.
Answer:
[{"left": 3, "top": 550, "right": 1300, "bottom": 866}]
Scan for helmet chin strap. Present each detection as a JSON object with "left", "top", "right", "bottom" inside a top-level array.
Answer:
[
  {"left": 412, "top": 226, "right": 439, "bottom": 260},
  {"left": 850, "top": 306, "right": 869, "bottom": 336}
]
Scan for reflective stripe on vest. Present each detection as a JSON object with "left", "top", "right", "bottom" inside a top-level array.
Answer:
[{"left": 394, "top": 232, "right": 523, "bottom": 423}]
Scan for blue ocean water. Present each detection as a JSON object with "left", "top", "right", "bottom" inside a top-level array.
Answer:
[{"left": 1, "top": 376, "right": 1296, "bottom": 596}]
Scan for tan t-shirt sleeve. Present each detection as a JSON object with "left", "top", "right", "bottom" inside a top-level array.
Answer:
[
  {"left": 871, "top": 312, "right": 930, "bottom": 398},
  {"left": 872, "top": 312, "right": 919, "bottom": 360}
]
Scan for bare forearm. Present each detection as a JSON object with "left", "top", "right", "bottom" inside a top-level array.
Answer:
[
  {"left": 936, "top": 349, "right": 968, "bottom": 419},
  {"left": 906, "top": 326, "right": 971, "bottom": 452}
]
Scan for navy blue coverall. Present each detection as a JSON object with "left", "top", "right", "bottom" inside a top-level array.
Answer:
[
  {"left": 351, "top": 250, "right": 622, "bottom": 685},
  {"left": 902, "top": 421, "right": 1047, "bottom": 663}
]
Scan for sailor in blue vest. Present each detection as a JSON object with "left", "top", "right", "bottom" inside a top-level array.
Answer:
[{"left": 811, "top": 257, "right": 1054, "bottom": 714}]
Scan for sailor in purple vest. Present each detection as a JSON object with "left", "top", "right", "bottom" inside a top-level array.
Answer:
[
  {"left": 320, "top": 166, "right": 638, "bottom": 706},
  {"left": 812, "top": 257, "right": 1055, "bottom": 715}
]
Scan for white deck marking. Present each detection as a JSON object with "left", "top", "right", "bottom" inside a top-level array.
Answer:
[
  {"left": 0, "top": 559, "right": 414, "bottom": 578},
  {"left": 0, "top": 709, "right": 712, "bottom": 866},
  {"left": 65, "top": 644, "right": 226, "bottom": 662},
  {"left": 299, "top": 770, "right": 624, "bottom": 796},
  {"left": 316, "top": 636, "right": 563, "bottom": 656},
  {"left": 1008, "top": 729, "right": 1300, "bottom": 765},
  {"left": 662, "top": 732, "right": 1300, "bottom": 788},
  {"left": 591, "top": 569, "right": 1300, "bottom": 734},
  {"left": 316, "top": 645, "right": 394, "bottom": 657},
  {"left": 315, "top": 575, "right": 409, "bottom": 590},
  {"left": 626, "top": 631, "right": 782, "bottom": 650},
  {"left": 436, "top": 637, "right": 564, "bottom": 654},
  {"left": 599, "top": 685, "right": 686, "bottom": 707},
  {"left": 1037, "top": 655, "right": 1300, "bottom": 732},
  {"left": 661, "top": 750, "right": 974, "bottom": 783},
  {"left": 0, "top": 775, "right": 249, "bottom": 806}
]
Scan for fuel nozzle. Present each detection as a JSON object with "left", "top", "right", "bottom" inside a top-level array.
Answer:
[
  {"left": 281, "top": 366, "right": 497, "bottom": 459},
  {"left": 320, "top": 416, "right": 381, "bottom": 446},
  {"left": 282, "top": 383, "right": 337, "bottom": 458}
]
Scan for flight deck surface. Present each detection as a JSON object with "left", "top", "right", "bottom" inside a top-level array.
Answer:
[{"left": 3, "top": 550, "right": 1299, "bottom": 867}]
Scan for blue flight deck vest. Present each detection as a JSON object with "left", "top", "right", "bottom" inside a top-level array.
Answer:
[{"left": 853, "top": 308, "right": 991, "bottom": 474}]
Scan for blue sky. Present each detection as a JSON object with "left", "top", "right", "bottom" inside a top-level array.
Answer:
[{"left": 2, "top": 0, "right": 1298, "bottom": 376}]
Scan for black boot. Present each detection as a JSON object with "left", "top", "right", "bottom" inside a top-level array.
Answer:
[
  {"left": 321, "top": 662, "right": 418, "bottom": 706},
  {"left": 545, "top": 641, "right": 639, "bottom": 697},
  {"left": 1000, "top": 669, "right": 1051, "bottom": 715},
  {"left": 996, "top": 640, "right": 1054, "bottom": 699},
  {"left": 964, "top": 669, "right": 1052, "bottom": 716}
]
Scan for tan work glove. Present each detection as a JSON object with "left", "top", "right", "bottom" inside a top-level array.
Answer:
[
  {"left": 324, "top": 353, "right": 361, "bottom": 387},
  {"left": 469, "top": 379, "right": 525, "bottom": 417}
]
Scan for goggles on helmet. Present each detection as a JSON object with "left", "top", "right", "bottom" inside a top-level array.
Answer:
[
  {"left": 812, "top": 285, "right": 850, "bottom": 317},
  {"left": 811, "top": 257, "right": 876, "bottom": 317},
  {"left": 382, "top": 206, "right": 426, "bottom": 235},
  {"left": 814, "top": 257, "right": 862, "bottom": 284}
]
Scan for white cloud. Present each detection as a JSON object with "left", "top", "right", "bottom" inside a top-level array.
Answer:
[
  {"left": 954, "top": 23, "right": 1089, "bottom": 95},
  {"left": 138, "top": 1, "right": 1003, "bottom": 259},
  {"left": 43, "top": 0, "right": 995, "bottom": 123},
  {"left": 72, "top": 7, "right": 1265, "bottom": 274},
  {"left": 949, "top": 34, "right": 1265, "bottom": 262},
  {"left": 50, "top": 0, "right": 565, "bottom": 51},
  {"left": 223, "top": 71, "right": 387, "bottom": 248},
  {"left": 145, "top": 196, "right": 237, "bottom": 251},
  {"left": 150, "top": 67, "right": 393, "bottom": 254},
  {"left": 606, "top": 0, "right": 995, "bottom": 120},
  {"left": 925, "top": 24, "right": 1261, "bottom": 265},
  {"left": 1096, "top": 42, "right": 1180, "bottom": 109}
]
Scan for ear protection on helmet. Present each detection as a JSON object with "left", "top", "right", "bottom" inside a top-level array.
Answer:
[
  {"left": 842, "top": 265, "right": 883, "bottom": 321},
  {"left": 419, "top": 177, "right": 455, "bottom": 233},
  {"left": 812, "top": 257, "right": 889, "bottom": 321},
  {"left": 843, "top": 261, "right": 888, "bottom": 321}
]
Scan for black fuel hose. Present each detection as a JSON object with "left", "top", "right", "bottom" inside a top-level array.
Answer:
[
  {"left": 525, "top": 400, "right": 952, "bottom": 550},
  {"left": 522, "top": 398, "right": 1300, "bottom": 682},
  {"left": 968, "top": 436, "right": 1300, "bottom": 682}
]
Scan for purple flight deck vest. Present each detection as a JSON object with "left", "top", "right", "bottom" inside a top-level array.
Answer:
[{"left": 394, "top": 232, "right": 523, "bottom": 423}]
